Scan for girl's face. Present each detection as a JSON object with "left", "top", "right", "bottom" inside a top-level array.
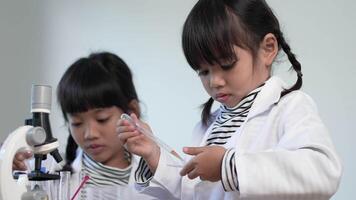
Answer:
[
  {"left": 197, "top": 45, "right": 271, "bottom": 108},
  {"left": 68, "top": 106, "right": 127, "bottom": 167}
]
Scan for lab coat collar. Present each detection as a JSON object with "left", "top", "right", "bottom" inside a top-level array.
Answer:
[
  {"left": 71, "top": 148, "right": 83, "bottom": 174},
  {"left": 247, "top": 76, "right": 287, "bottom": 119}
]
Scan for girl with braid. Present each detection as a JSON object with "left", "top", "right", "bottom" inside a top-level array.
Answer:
[
  {"left": 117, "top": 0, "right": 342, "bottom": 199},
  {"left": 14, "top": 52, "right": 155, "bottom": 199}
]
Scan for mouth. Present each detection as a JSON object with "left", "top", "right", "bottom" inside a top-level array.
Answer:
[
  {"left": 86, "top": 144, "right": 104, "bottom": 155},
  {"left": 215, "top": 93, "right": 230, "bottom": 102},
  {"left": 88, "top": 144, "right": 102, "bottom": 148}
]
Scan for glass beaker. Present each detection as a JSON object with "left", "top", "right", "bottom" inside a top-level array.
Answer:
[
  {"left": 29, "top": 171, "right": 70, "bottom": 200},
  {"left": 30, "top": 179, "right": 58, "bottom": 200}
]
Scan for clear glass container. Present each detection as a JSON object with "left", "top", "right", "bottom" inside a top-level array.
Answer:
[{"left": 29, "top": 171, "right": 70, "bottom": 200}]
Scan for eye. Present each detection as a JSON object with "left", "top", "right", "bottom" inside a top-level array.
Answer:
[
  {"left": 97, "top": 117, "right": 110, "bottom": 124},
  {"left": 197, "top": 69, "right": 209, "bottom": 76},
  {"left": 71, "top": 122, "right": 82, "bottom": 128},
  {"left": 220, "top": 60, "right": 237, "bottom": 70}
]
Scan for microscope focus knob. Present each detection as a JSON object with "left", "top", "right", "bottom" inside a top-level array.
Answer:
[{"left": 26, "top": 127, "right": 46, "bottom": 146}]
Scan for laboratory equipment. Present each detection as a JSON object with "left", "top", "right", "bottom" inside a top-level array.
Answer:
[
  {"left": 59, "top": 171, "right": 71, "bottom": 200},
  {"left": 70, "top": 175, "right": 89, "bottom": 200},
  {"left": 0, "top": 85, "right": 65, "bottom": 200},
  {"left": 120, "top": 114, "right": 184, "bottom": 162}
]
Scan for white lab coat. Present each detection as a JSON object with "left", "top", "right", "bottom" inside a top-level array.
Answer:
[{"left": 135, "top": 76, "right": 343, "bottom": 200}]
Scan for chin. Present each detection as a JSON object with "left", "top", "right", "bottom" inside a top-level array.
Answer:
[{"left": 87, "top": 154, "right": 106, "bottom": 163}]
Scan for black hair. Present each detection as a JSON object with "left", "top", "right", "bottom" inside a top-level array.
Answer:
[
  {"left": 57, "top": 52, "right": 139, "bottom": 171},
  {"left": 182, "top": 0, "right": 302, "bottom": 125}
]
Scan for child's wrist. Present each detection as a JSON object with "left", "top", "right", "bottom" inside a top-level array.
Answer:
[{"left": 143, "top": 145, "right": 161, "bottom": 173}]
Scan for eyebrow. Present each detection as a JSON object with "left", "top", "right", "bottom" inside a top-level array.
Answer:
[{"left": 93, "top": 107, "right": 114, "bottom": 114}]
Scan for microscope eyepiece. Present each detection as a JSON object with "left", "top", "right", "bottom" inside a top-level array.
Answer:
[{"left": 31, "top": 85, "right": 52, "bottom": 113}]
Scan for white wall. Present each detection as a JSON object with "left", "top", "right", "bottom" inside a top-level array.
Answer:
[
  {"left": 0, "top": 1, "right": 47, "bottom": 140},
  {"left": 0, "top": 0, "right": 355, "bottom": 199}
]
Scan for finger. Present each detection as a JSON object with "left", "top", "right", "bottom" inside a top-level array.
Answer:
[
  {"left": 199, "top": 175, "right": 206, "bottom": 181},
  {"left": 116, "top": 118, "right": 134, "bottom": 127},
  {"left": 130, "top": 113, "right": 139, "bottom": 124},
  {"left": 116, "top": 118, "right": 125, "bottom": 126},
  {"left": 13, "top": 163, "right": 22, "bottom": 171},
  {"left": 118, "top": 130, "right": 140, "bottom": 144},
  {"left": 129, "top": 113, "right": 155, "bottom": 136},
  {"left": 187, "top": 168, "right": 200, "bottom": 180},
  {"left": 13, "top": 159, "right": 27, "bottom": 170},
  {"left": 116, "top": 124, "right": 136, "bottom": 135},
  {"left": 180, "top": 159, "right": 195, "bottom": 176},
  {"left": 126, "top": 134, "right": 145, "bottom": 145},
  {"left": 15, "top": 152, "right": 27, "bottom": 161},
  {"left": 125, "top": 134, "right": 147, "bottom": 152},
  {"left": 22, "top": 150, "right": 33, "bottom": 159},
  {"left": 130, "top": 113, "right": 146, "bottom": 131},
  {"left": 183, "top": 146, "right": 205, "bottom": 156}
]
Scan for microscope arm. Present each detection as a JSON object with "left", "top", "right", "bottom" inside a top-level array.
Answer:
[{"left": 0, "top": 125, "right": 46, "bottom": 200}]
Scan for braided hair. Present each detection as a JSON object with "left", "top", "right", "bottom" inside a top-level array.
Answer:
[{"left": 182, "top": 0, "right": 302, "bottom": 125}]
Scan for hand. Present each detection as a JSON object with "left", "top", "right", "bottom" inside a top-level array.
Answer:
[
  {"left": 12, "top": 150, "right": 33, "bottom": 171},
  {"left": 180, "top": 146, "right": 226, "bottom": 182},
  {"left": 117, "top": 113, "right": 160, "bottom": 172}
]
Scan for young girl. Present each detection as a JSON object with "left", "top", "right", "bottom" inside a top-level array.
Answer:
[
  {"left": 117, "top": 0, "right": 342, "bottom": 199},
  {"left": 14, "top": 52, "right": 155, "bottom": 199}
]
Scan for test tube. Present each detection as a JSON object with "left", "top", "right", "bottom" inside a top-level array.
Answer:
[{"left": 59, "top": 171, "right": 70, "bottom": 200}]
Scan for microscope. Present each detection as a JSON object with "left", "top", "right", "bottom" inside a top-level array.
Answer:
[{"left": 0, "top": 85, "right": 65, "bottom": 200}]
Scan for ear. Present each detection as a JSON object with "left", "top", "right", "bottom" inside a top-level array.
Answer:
[
  {"left": 259, "top": 33, "right": 278, "bottom": 66},
  {"left": 128, "top": 99, "right": 140, "bottom": 118}
]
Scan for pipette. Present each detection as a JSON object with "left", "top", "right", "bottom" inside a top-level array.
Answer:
[{"left": 120, "top": 114, "right": 184, "bottom": 162}]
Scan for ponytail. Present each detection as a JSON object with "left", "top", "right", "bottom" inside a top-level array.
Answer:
[
  {"left": 62, "top": 133, "right": 78, "bottom": 172},
  {"left": 201, "top": 97, "right": 214, "bottom": 126},
  {"left": 276, "top": 32, "right": 303, "bottom": 97}
]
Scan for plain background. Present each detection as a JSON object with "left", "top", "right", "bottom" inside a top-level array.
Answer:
[{"left": 0, "top": 0, "right": 354, "bottom": 199}]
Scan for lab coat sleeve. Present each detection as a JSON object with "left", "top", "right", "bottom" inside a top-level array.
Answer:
[
  {"left": 236, "top": 92, "right": 343, "bottom": 199},
  {"left": 134, "top": 149, "right": 183, "bottom": 200},
  {"left": 135, "top": 157, "right": 154, "bottom": 187},
  {"left": 134, "top": 122, "right": 206, "bottom": 200}
]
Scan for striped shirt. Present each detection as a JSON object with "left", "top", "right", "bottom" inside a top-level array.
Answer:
[
  {"left": 134, "top": 84, "right": 264, "bottom": 191},
  {"left": 79, "top": 153, "right": 132, "bottom": 199},
  {"left": 207, "top": 86, "right": 262, "bottom": 146},
  {"left": 218, "top": 85, "right": 263, "bottom": 191}
]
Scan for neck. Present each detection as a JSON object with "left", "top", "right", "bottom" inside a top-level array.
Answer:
[{"left": 98, "top": 150, "right": 131, "bottom": 169}]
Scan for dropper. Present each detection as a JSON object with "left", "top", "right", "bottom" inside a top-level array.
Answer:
[{"left": 120, "top": 114, "right": 184, "bottom": 162}]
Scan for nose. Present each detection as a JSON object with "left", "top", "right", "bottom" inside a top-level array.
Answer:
[
  {"left": 84, "top": 122, "right": 100, "bottom": 140},
  {"left": 209, "top": 71, "right": 225, "bottom": 88}
]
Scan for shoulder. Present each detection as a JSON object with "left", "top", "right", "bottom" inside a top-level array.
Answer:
[
  {"left": 272, "top": 90, "right": 326, "bottom": 132},
  {"left": 278, "top": 90, "right": 319, "bottom": 114}
]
